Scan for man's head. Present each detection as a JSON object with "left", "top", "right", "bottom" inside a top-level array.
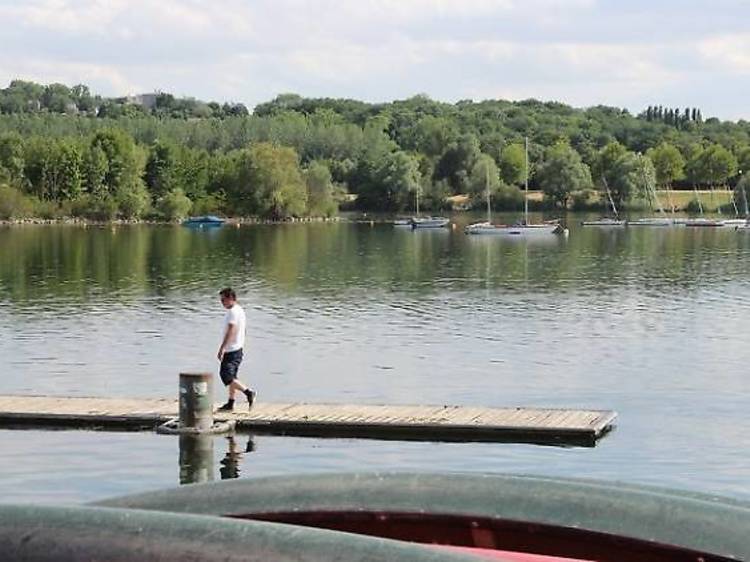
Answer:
[{"left": 219, "top": 287, "right": 236, "bottom": 309}]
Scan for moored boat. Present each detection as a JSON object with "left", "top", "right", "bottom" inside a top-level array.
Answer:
[
  {"left": 684, "top": 217, "right": 724, "bottom": 227},
  {"left": 466, "top": 138, "right": 564, "bottom": 238},
  {"left": 581, "top": 177, "right": 625, "bottom": 227},
  {"left": 580, "top": 218, "right": 626, "bottom": 227},
  {"left": 411, "top": 217, "right": 450, "bottom": 229},
  {"left": 182, "top": 215, "right": 225, "bottom": 227},
  {"left": 627, "top": 217, "right": 674, "bottom": 227},
  {"left": 465, "top": 221, "right": 563, "bottom": 236}
]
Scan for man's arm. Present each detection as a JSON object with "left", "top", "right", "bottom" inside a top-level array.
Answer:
[{"left": 217, "top": 323, "right": 237, "bottom": 360}]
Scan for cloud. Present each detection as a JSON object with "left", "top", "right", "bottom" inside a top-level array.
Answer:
[
  {"left": 0, "top": 54, "right": 140, "bottom": 94},
  {"left": 0, "top": 0, "right": 747, "bottom": 119},
  {"left": 698, "top": 33, "right": 750, "bottom": 74}
]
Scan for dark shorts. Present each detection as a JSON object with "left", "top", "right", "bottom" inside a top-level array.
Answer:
[{"left": 219, "top": 349, "right": 243, "bottom": 386}]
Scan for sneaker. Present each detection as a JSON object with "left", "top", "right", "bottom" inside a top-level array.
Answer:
[
  {"left": 217, "top": 400, "right": 234, "bottom": 412},
  {"left": 245, "top": 389, "right": 257, "bottom": 409}
]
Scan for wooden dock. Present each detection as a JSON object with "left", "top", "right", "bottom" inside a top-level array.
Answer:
[{"left": 0, "top": 395, "right": 616, "bottom": 446}]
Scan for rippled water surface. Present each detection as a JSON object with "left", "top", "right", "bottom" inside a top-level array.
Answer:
[{"left": 1, "top": 216, "right": 749, "bottom": 504}]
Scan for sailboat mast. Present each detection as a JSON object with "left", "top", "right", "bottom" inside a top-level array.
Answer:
[
  {"left": 602, "top": 176, "right": 619, "bottom": 219},
  {"left": 415, "top": 185, "right": 420, "bottom": 216},
  {"left": 524, "top": 136, "right": 529, "bottom": 224}
]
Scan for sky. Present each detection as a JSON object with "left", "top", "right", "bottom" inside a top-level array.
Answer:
[{"left": 0, "top": 0, "right": 748, "bottom": 120}]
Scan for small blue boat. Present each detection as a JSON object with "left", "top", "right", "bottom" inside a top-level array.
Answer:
[{"left": 182, "top": 215, "right": 225, "bottom": 227}]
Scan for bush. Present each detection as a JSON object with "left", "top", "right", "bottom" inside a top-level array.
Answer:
[
  {"left": 157, "top": 188, "right": 192, "bottom": 221},
  {"left": 191, "top": 194, "right": 224, "bottom": 216},
  {"left": 117, "top": 184, "right": 150, "bottom": 219},
  {"left": 570, "top": 189, "right": 596, "bottom": 211},
  {"left": 684, "top": 198, "right": 704, "bottom": 215},
  {"left": 30, "top": 198, "right": 64, "bottom": 220},
  {"left": 0, "top": 184, "right": 34, "bottom": 219},
  {"left": 493, "top": 184, "right": 524, "bottom": 211},
  {"left": 71, "top": 195, "right": 118, "bottom": 221}
]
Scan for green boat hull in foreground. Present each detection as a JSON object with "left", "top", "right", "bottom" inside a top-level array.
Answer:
[{"left": 93, "top": 472, "right": 748, "bottom": 561}]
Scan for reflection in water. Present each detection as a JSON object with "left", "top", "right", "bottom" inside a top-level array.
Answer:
[
  {"left": 4, "top": 219, "right": 750, "bottom": 498},
  {"left": 178, "top": 434, "right": 214, "bottom": 485},
  {"left": 178, "top": 433, "right": 256, "bottom": 485},
  {"left": 219, "top": 435, "right": 256, "bottom": 481}
]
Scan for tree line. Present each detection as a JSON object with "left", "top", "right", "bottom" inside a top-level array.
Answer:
[{"left": 1, "top": 81, "right": 750, "bottom": 221}]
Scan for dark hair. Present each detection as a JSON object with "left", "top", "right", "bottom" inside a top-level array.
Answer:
[{"left": 219, "top": 288, "right": 236, "bottom": 300}]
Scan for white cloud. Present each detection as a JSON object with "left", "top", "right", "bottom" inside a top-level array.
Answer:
[
  {"left": 698, "top": 33, "right": 750, "bottom": 74},
  {"left": 0, "top": 55, "right": 140, "bottom": 94},
  {"left": 0, "top": 0, "right": 747, "bottom": 118}
]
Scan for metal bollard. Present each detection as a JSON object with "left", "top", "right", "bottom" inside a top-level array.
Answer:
[
  {"left": 179, "top": 372, "right": 213, "bottom": 431},
  {"left": 156, "top": 372, "right": 235, "bottom": 435}
]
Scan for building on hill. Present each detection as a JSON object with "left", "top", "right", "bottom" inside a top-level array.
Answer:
[{"left": 126, "top": 93, "right": 158, "bottom": 110}]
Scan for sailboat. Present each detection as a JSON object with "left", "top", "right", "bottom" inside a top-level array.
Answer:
[
  {"left": 408, "top": 185, "right": 450, "bottom": 229},
  {"left": 682, "top": 185, "right": 724, "bottom": 227},
  {"left": 627, "top": 168, "right": 674, "bottom": 226},
  {"left": 734, "top": 179, "right": 750, "bottom": 230},
  {"left": 581, "top": 177, "right": 626, "bottom": 227},
  {"left": 685, "top": 185, "right": 745, "bottom": 227},
  {"left": 465, "top": 138, "right": 564, "bottom": 236}
]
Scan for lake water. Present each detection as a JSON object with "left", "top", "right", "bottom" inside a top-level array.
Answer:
[{"left": 1, "top": 215, "right": 749, "bottom": 504}]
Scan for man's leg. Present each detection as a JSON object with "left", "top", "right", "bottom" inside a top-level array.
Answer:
[
  {"left": 230, "top": 380, "right": 256, "bottom": 408},
  {"left": 229, "top": 379, "right": 247, "bottom": 396},
  {"left": 218, "top": 353, "right": 239, "bottom": 411}
]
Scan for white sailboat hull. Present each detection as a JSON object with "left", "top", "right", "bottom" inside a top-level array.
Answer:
[
  {"left": 465, "top": 223, "right": 562, "bottom": 236},
  {"left": 411, "top": 217, "right": 450, "bottom": 228},
  {"left": 683, "top": 218, "right": 747, "bottom": 227},
  {"left": 628, "top": 217, "right": 675, "bottom": 227},
  {"left": 581, "top": 219, "right": 626, "bottom": 227}
]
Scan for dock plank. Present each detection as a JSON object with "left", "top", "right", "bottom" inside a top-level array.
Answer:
[{"left": 0, "top": 395, "right": 616, "bottom": 446}]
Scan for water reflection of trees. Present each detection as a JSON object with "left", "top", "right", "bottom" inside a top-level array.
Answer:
[{"left": 2, "top": 223, "right": 750, "bottom": 306}]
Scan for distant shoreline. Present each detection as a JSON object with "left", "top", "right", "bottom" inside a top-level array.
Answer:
[{"left": 0, "top": 216, "right": 347, "bottom": 227}]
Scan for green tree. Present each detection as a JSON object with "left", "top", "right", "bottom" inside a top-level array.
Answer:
[
  {"left": 145, "top": 141, "right": 178, "bottom": 200},
  {"left": 0, "top": 133, "right": 25, "bottom": 185},
  {"left": 698, "top": 144, "right": 738, "bottom": 187},
  {"left": 737, "top": 146, "right": 750, "bottom": 175},
  {"left": 353, "top": 150, "right": 420, "bottom": 211},
  {"left": 684, "top": 144, "right": 704, "bottom": 187},
  {"left": 232, "top": 142, "right": 307, "bottom": 218},
  {"left": 593, "top": 141, "right": 627, "bottom": 187},
  {"left": 498, "top": 143, "right": 525, "bottom": 185},
  {"left": 410, "top": 116, "right": 457, "bottom": 157},
  {"left": 435, "top": 134, "right": 481, "bottom": 193},
  {"left": 305, "top": 160, "right": 337, "bottom": 217},
  {"left": 157, "top": 188, "right": 192, "bottom": 220},
  {"left": 537, "top": 142, "right": 592, "bottom": 208},
  {"left": 646, "top": 142, "right": 685, "bottom": 188},
  {"left": 468, "top": 154, "right": 501, "bottom": 200},
  {"left": 610, "top": 152, "right": 656, "bottom": 207},
  {"left": 89, "top": 129, "right": 145, "bottom": 198},
  {"left": 55, "top": 141, "right": 83, "bottom": 200},
  {"left": 83, "top": 144, "right": 109, "bottom": 198}
]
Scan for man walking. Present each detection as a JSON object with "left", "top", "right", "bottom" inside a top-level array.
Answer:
[{"left": 217, "top": 288, "right": 256, "bottom": 411}]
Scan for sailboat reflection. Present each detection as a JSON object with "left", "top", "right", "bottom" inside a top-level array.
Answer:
[{"left": 178, "top": 434, "right": 256, "bottom": 485}]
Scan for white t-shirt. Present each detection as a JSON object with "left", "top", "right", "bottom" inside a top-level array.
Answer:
[{"left": 222, "top": 304, "right": 246, "bottom": 352}]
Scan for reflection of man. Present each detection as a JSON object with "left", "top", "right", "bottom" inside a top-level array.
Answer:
[
  {"left": 220, "top": 435, "right": 256, "bottom": 480},
  {"left": 217, "top": 288, "right": 256, "bottom": 412}
]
